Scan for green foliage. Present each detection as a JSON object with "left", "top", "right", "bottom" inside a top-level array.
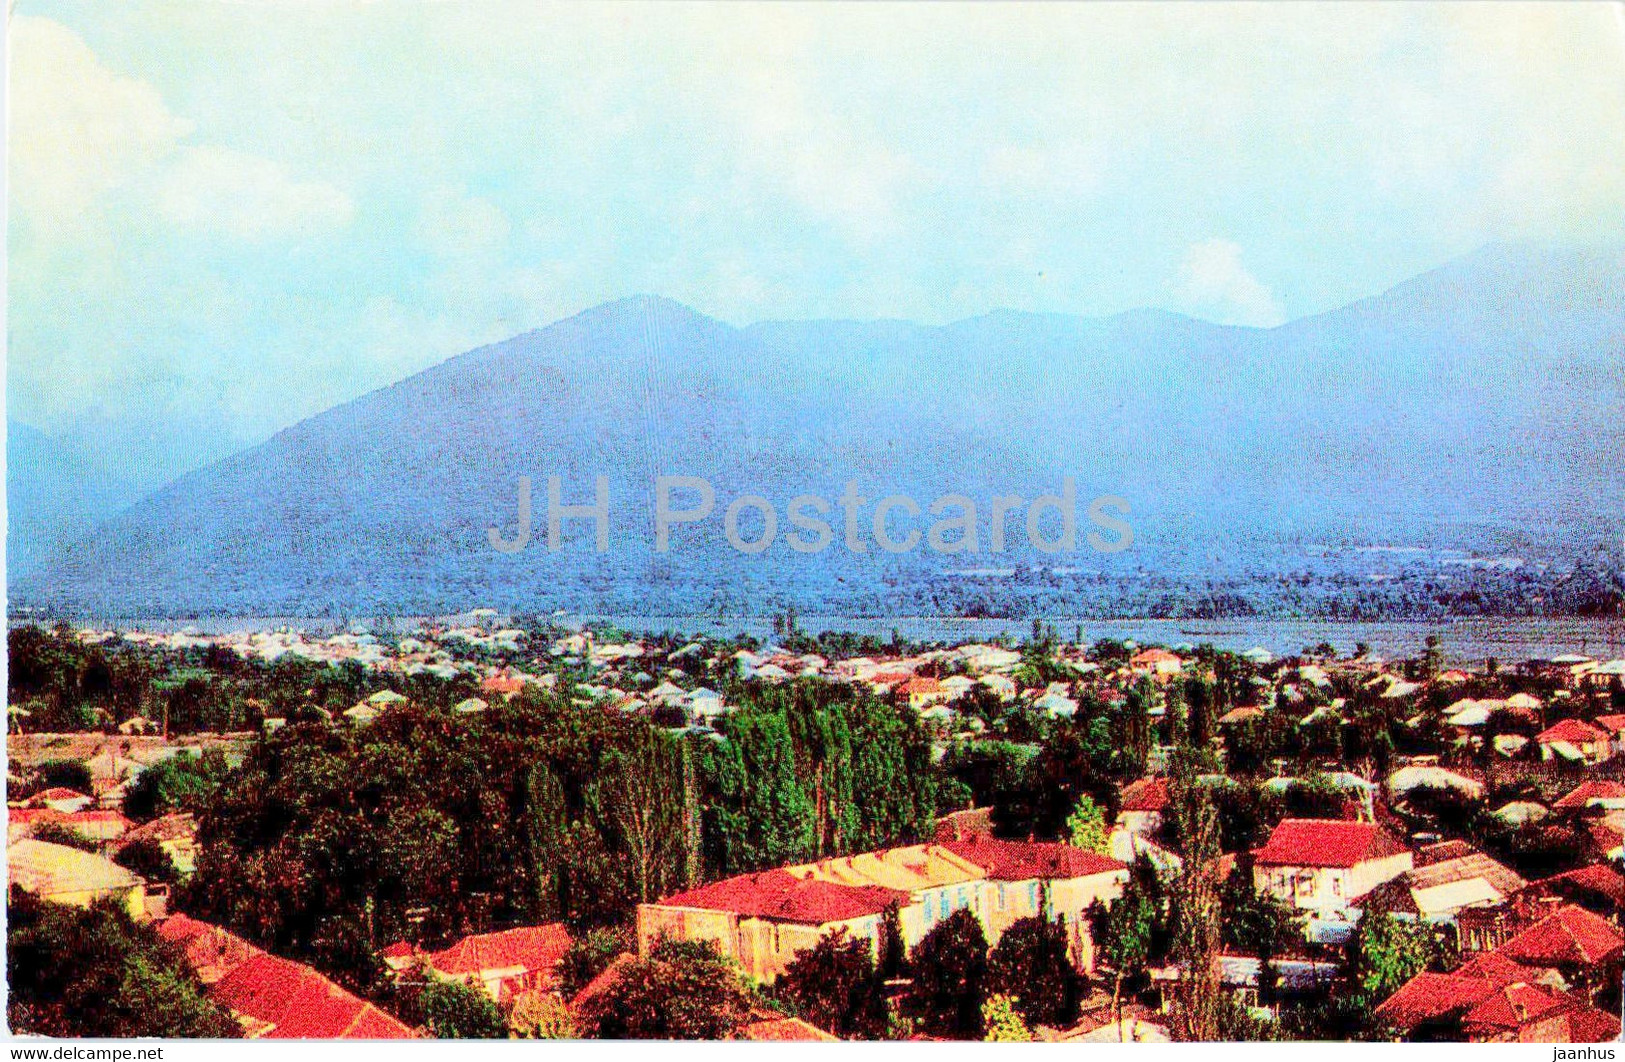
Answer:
[
  {"left": 703, "top": 680, "right": 942, "bottom": 874},
  {"left": 32, "top": 758, "right": 95, "bottom": 795},
  {"left": 577, "top": 938, "right": 752, "bottom": 1039},
  {"left": 30, "top": 822, "right": 102, "bottom": 852},
  {"left": 776, "top": 927, "right": 890, "bottom": 1039},
  {"left": 985, "top": 916, "right": 1082, "bottom": 1028},
  {"left": 1347, "top": 907, "right": 1446, "bottom": 1005},
  {"left": 403, "top": 974, "right": 509, "bottom": 1038},
  {"left": 7, "top": 891, "right": 241, "bottom": 1038},
  {"left": 980, "top": 993, "right": 1032, "bottom": 1041},
  {"left": 114, "top": 837, "right": 182, "bottom": 885},
  {"left": 908, "top": 908, "right": 989, "bottom": 1038},
  {"left": 1065, "top": 794, "right": 1110, "bottom": 854},
  {"left": 510, "top": 992, "right": 577, "bottom": 1038},
  {"left": 558, "top": 925, "right": 634, "bottom": 1000},
  {"left": 123, "top": 752, "right": 230, "bottom": 820}
]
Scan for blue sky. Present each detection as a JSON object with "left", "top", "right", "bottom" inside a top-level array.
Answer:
[{"left": 9, "top": 2, "right": 1625, "bottom": 485}]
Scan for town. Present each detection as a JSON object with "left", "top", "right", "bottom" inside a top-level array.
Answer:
[{"left": 6, "top": 615, "right": 1622, "bottom": 1042}]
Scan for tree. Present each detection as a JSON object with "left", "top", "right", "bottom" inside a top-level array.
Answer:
[
  {"left": 122, "top": 752, "right": 229, "bottom": 821},
  {"left": 981, "top": 994, "right": 1032, "bottom": 1041},
  {"left": 877, "top": 902, "right": 908, "bottom": 979},
  {"left": 1167, "top": 769, "right": 1223, "bottom": 1041},
  {"left": 1089, "top": 869, "right": 1158, "bottom": 1038},
  {"left": 32, "top": 758, "right": 94, "bottom": 796},
  {"left": 114, "top": 837, "right": 181, "bottom": 885},
  {"left": 1347, "top": 907, "right": 1444, "bottom": 1004},
  {"left": 7, "top": 891, "right": 240, "bottom": 1038},
  {"left": 1218, "top": 865, "right": 1296, "bottom": 1005},
  {"left": 403, "top": 974, "right": 509, "bottom": 1038},
  {"left": 577, "top": 939, "right": 752, "bottom": 1039},
  {"left": 776, "top": 927, "right": 889, "bottom": 1039},
  {"left": 908, "top": 908, "right": 989, "bottom": 1038},
  {"left": 29, "top": 822, "right": 101, "bottom": 852},
  {"left": 558, "top": 926, "right": 634, "bottom": 1000},
  {"left": 985, "top": 916, "right": 1082, "bottom": 1028},
  {"left": 1064, "top": 794, "right": 1110, "bottom": 855},
  {"left": 510, "top": 992, "right": 576, "bottom": 1038}
]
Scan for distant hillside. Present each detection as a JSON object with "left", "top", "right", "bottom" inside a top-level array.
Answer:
[
  {"left": 17, "top": 244, "right": 1625, "bottom": 619},
  {"left": 7, "top": 422, "right": 137, "bottom": 581}
]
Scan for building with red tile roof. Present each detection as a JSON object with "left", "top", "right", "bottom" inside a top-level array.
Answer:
[
  {"left": 157, "top": 915, "right": 417, "bottom": 1039},
  {"left": 1116, "top": 777, "right": 1170, "bottom": 835},
  {"left": 1552, "top": 779, "right": 1625, "bottom": 811},
  {"left": 211, "top": 953, "right": 416, "bottom": 1039},
  {"left": 406, "top": 924, "right": 573, "bottom": 1002},
  {"left": 1252, "top": 819, "right": 1413, "bottom": 921},
  {"left": 1494, "top": 904, "right": 1623, "bottom": 971},
  {"left": 1535, "top": 719, "right": 1612, "bottom": 764},
  {"left": 1375, "top": 954, "right": 1620, "bottom": 1042},
  {"left": 736, "top": 1014, "right": 839, "bottom": 1041},
  {"left": 640, "top": 838, "right": 1128, "bottom": 985}
]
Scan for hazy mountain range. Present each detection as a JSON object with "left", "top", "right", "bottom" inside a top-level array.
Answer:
[{"left": 14, "top": 244, "right": 1625, "bottom": 619}]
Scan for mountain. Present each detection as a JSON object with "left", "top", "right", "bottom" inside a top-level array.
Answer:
[
  {"left": 7, "top": 422, "right": 138, "bottom": 582},
  {"left": 17, "top": 244, "right": 1625, "bottom": 619}
]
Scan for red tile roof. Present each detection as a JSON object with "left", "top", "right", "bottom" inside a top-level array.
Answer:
[
  {"left": 658, "top": 869, "right": 907, "bottom": 925},
  {"left": 1536, "top": 718, "right": 1608, "bottom": 744},
  {"left": 1594, "top": 713, "right": 1625, "bottom": 735},
  {"left": 157, "top": 914, "right": 266, "bottom": 985},
  {"left": 1251, "top": 818, "right": 1409, "bottom": 869},
  {"left": 1458, "top": 981, "right": 1568, "bottom": 1037},
  {"left": 1494, "top": 904, "right": 1624, "bottom": 967},
  {"left": 1374, "top": 971, "right": 1498, "bottom": 1028},
  {"left": 28, "top": 787, "right": 92, "bottom": 804},
  {"left": 941, "top": 838, "right": 1125, "bottom": 880},
  {"left": 1566, "top": 1005, "right": 1624, "bottom": 1043},
  {"left": 737, "top": 1016, "right": 839, "bottom": 1041},
  {"left": 1119, "top": 777, "right": 1170, "bottom": 813},
  {"left": 211, "top": 953, "right": 416, "bottom": 1039},
  {"left": 1552, "top": 779, "right": 1625, "bottom": 810},
  {"left": 1529, "top": 864, "right": 1625, "bottom": 908},
  {"left": 424, "top": 924, "right": 572, "bottom": 979}
]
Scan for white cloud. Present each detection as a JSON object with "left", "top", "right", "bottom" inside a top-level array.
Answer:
[
  {"left": 1176, "top": 240, "right": 1287, "bottom": 328},
  {"left": 416, "top": 186, "right": 512, "bottom": 260},
  {"left": 156, "top": 146, "right": 354, "bottom": 242},
  {"left": 9, "top": 15, "right": 193, "bottom": 229},
  {"left": 10, "top": 16, "right": 352, "bottom": 244}
]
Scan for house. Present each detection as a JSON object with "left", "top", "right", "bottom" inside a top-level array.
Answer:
[
  {"left": 1116, "top": 777, "right": 1169, "bottom": 835},
  {"left": 1552, "top": 779, "right": 1625, "bottom": 813},
  {"left": 1493, "top": 904, "right": 1623, "bottom": 1001},
  {"left": 393, "top": 924, "right": 574, "bottom": 1003},
  {"left": 212, "top": 953, "right": 417, "bottom": 1038},
  {"left": 1359, "top": 842, "right": 1525, "bottom": 925},
  {"left": 8, "top": 839, "right": 146, "bottom": 917},
  {"left": 119, "top": 812, "right": 200, "bottom": 874},
  {"left": 1375, "top": 967, "right": 1618, "bottom": 1043},
  {"left": 157, "top": 914, "right": 266, "bottom": 984},
  {"left": 451, "top": 697, "right": 488, "bottom": 716},
  {"left": 1387, "top": 764, "right": 1485, "bottom": 801},
  {"left": 1595, "top": 713, "right": 1625, "bottom": 755},
  {"left": 636, "top": 869, "right": 909, "bottom": 983},
  {"left": 1128, "top": 648, "right": 1183, "bottom": 678},
  {"left": 736, "top": 1014, "right": 839, "bottom": 1041},
  {"left": 24, "top": 787, "right": 95, "bottom": 813},
  {"left": 899, "top": 677, "right": 951, "bottom": 711},
  {"left": 1535, "top": 719, "right": 1612, "bottom": 765},
  {"left": 1252, "top": 819, "right": 1413, "bottom": 931},
  {"left": 637, "top": 839, "right": 1126, "bottom": 983},
  {"left": 1519, "top": 866, "right": 1625, "bottom": 923},
  {"left": 7, "top": 807, "right": 134, "bottom": 845}
]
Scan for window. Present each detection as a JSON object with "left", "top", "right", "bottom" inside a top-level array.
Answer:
[{"left": 998, "top": 884, "right": 1006, "bottom": 910}]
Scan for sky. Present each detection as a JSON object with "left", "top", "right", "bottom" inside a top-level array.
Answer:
[{"left": 9, "top": 1, "right": 1625, "bottom": 487}]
